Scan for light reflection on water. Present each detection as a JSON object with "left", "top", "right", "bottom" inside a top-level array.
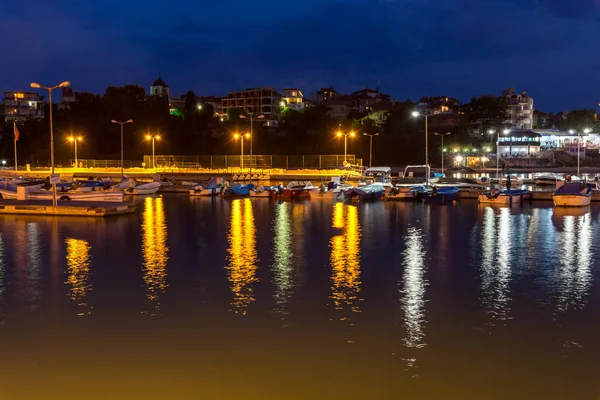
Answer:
[
  {"left": 65, "top": 238, "right": 92, "bottom": 315},
  {"left": 480, "top": 207, "right": 512, "bottom": 323},
  {"left": 226, "top": 198, "right": 258, "bottom": 314},
  {"left": 329, "top": 203, "right": 362, "bottom": 320},
  {"left": 400, "top": 226, "right": 427, "bottom": 349},
  {"left": 555, "top": 210, "right": 592, "bottom": 313},
  {"left": 271, "top": 202, "right": 293, "bottom": 314},
  {"left": 141, "top": 196, "right": 169, "bottom": 315},
  {"left": 0, "top": 232, "right": 4, "bottom": 319}
]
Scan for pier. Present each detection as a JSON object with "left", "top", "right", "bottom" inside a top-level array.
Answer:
[{"left": 0, "top": 199, "right": 137, "bottom": 217}]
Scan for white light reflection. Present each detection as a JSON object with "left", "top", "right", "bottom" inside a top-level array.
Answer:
[
  {"left": 272, "top": 202, "right": 293, "bottom": 314},
  {"left": 329, "top": 203, "right": 362, "bottom": 320},
  {"left": 26, "top": 222, "right": 42, "bottom": 309},
  {"left": 480, "top": 208, "right": 512, "bottom": 323},
  {"left": 400, "top": 226, "right": 428, "bottom": 348},
  {"left": 556, "top": 213, "right": 592, "bottom": 312}
]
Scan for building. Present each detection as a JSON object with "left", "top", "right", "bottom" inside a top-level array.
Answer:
[
  {"left": 349, "top": 88, "right": 391, "bottom": 113},
  {"left": 532, "top": 110, "right": 550, "bottom": 129},
  {"left": 323, "top": 98, "right": 353, "bottom": 120},
  {"left": 498, "top": 130, "right": 541, "bottom": 156},
  {"left": 150, "top": 73, "right": 170, "bottom": 98},
  {"left": 503, "top": 87, "right": 534, "bottom": 129},
  {"left": 281, "top": 88, "right": 312, "bottom": 110},
  {"left": 221, "top": 87, "right": 281, "bottom": 118},
  {"left": 3, "top": 91, "right": 45, "bottom": 122},
  {"left": 313, "top": 87, "right": 341, "bottom": 104},
  {"left": 416, "top": 96, "right": 460, "bottom": 115}
]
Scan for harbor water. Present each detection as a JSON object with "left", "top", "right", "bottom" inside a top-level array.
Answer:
[{"left": 0, "top": 195, "right": 599, "bottom": 399}]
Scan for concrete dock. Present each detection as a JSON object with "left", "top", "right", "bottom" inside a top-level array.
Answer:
[{"left": 0, "top": 200, "right": 137, "bottom": 217}]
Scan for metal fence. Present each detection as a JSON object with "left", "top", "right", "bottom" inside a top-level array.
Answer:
[
  {"left": 74, "top": 160, "right": 143, "bottom": 169},
  {"left": 142, "top": 154, "right": 361, "bottom": 170}
]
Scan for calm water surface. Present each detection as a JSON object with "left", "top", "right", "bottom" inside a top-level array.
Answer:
[{"left": 0, "top": 195, "right": 599, "bottom": 399}]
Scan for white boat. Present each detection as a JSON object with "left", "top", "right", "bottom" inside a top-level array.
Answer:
[
  {"left": 309, "top": 178, "right": 352, "bottom": 200},
  {"left": 386, "top": 185, "right": 425, "bottom": 201},
  {"left": 249, "top": 185, "right": 274, "bottom": 198},
  {"left": 553, "top": 182, "right": 592, "bottom": 207},
  {"left": 478, "top": 189, "right": 531, "bottom": 205},
  {"left": 120, "top": 182, "right": 160, "bottom": 195},
  {"left": 189, "top": 178, "right": 227, "bottom": 197},
  {"left": 534, "top": 173, "right": 558, "bottom": 186},
  {"left": 281, "top": 181, "right": 315, "bottom": 199},
  {"left": 28, "top": 190, "right": 125, "bottom": 202},
  {"left": 359, "top": 167, "right": 393, "bottom": 192}
]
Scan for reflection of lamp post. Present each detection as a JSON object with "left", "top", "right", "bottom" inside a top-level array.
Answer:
[
  {"left": 30, "top": 80, "right": 70, "bottom": 207},
  {"left": 433, "top": 132, "right": 451, "bottom": 175},
  {"left": 336, "top": 126, "right": 356, "bottom": 166},
  {"left": 145, "top": 134, "right": 160, "bottom": 170},
  {"left": 363, "top": 132, "right": 379, "bottom": 168},
  {"left": 111, "top": 119, "right": 133, "bottom": 180},
  {"left": 68, "top": 136, "right": 82, "bottom": 168},
  {"left": 234, "top": 133, "right": 250, "bottom": 169},
  {"left": 412, "top": 111, "right": 430, "bottom": 186},
  {"left": 239, "top": 114, "right": 264, "bottom": 181}
]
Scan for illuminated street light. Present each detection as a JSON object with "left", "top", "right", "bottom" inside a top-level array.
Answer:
[
  {"left": 239, "top": 113, "right": 264, "bottom": 181},
  {"left": 30, "top": 80, "right": 70, "bottom": 206},
  {"left": 68, "top": 136, "right": 83, "bottom": 168},
  {"left": 336, "top": 126, "right": 355, "bottom": 166},
  {"left": 197, "top": 104, "right": 203, "bottom": 110},
  {"left": 433, "top": 132, "right": 451, "bottom": 175},
  {"left": 145, "top": 134, "right": 160, "bottom": 170},
  {"left": 412, "top": 111, "right": 430, "bottom": 185},
  {"left": 363, "top": 132, "right": 379, "bottom": 168},
  {"left": 234, "top": 132, "right": 251, "bottom": 169}
]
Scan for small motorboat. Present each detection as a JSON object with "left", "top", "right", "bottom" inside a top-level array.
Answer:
[
  {"left": 553, "top": 182, "right": 592, "bottom": 207},
  {"left": 534, "top": 173, "right": 558, "bottom": 186},
  {"left": 249, "top": 185, "right": 277, "bottom": 198},
  {"left": 309, "top": 179, "right": 352, "bottom": 200},
  {"left": 222, "top": 184, "right": 254, "bottom": 197},
  {"left": 359, "top": 167, "right": 393, "bottom": 192},
  {"left": 280, "top": 181, "right": 315, "bottom": 199},
  {"left": 386, "top": 185, "right": 425, "bottom": 201},
  {"left": 189, "top": 178, "right": 228, "bottom": 197},
  {"left": 123, "top": 182, "right": 161, "bottom": 195},
  {"left": 343, "top": 184, "right": 385, "bottom": 201},
  {"left": 422, "top": 186, "right": 459, "bottom": 205},
  {"left": 478, "top": 188, "right": 531, "bottom": 205}
]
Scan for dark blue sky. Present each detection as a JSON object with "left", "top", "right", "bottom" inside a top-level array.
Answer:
[{"left": 2, "top": 0, "right": 600, "bottom": 111}]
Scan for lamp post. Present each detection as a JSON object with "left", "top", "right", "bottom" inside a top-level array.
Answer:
[
  {"left": 336, "top": 126, "right": 356, "bottom": 166},
  {"left": 145, "top": 134, "right": 160, "bottom": 170},
  {"left": 570, "top": 128, "right": 591, "bottom": 177},
  {"left": 363, "top": 132, "right": 379, "bottom": 168},
  {"left": 30, "top": 80, "right": 70, "bottom": 207},
  {"left": 412, "top": 111, "right": 430, "bottom": 186},
  {"left": 111, "top": 119, "right": 133, "bottom": 180},
  {"left": 68, "top": 136, "right": 82, "bottom": 168},
  {"left": 433, "top": 132, "right": 451, "bottom": 175},
  {"left": 234, "top": 133, "right": 250, "bottom": 170},
  {"left": 239, "top": 113, "right": 264, "bottom": 182}
]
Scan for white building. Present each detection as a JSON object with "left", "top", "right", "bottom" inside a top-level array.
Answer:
[
  {"left": 150, "top": 73, "right": 170, "bottom": 98},
  {"left": 281, "top": 88, "right": 311, "bottom": 110},
  {"left": 3, "top": 91, "right": 45, "bottom": 122},
  {"left": 503, "top": 87, "right": 533, "bottom": 129}
]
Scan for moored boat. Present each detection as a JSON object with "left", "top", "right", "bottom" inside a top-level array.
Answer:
[
  {"left": 280, "top": 181, "right": 315, "bottom": 199},
  {"left": 534, "top": 173, "right": 558, "bottom": 186},
  {"left": 386, "top": 185, "right": 425, "bottom": 201},
  {"left": 122, "top": 182, "right": 160, "bottom": 195},
  {"left": 552, "top": 182, "right": 592, "bottom": 207},
  {"left": 359, "top": 167, "right": 393, "bottom": 192},
  {"left": 343, "top": 185, "right": 385, "bottom": 201},
  {"left": 422, "top": 186, "right": 459, "bottom": 205},
  {"left": 189, "top": 178, "right": 228, "bottom": 197},
  {"left": 478, "top": 189, "right": 531, "bottom": 205},
  {"left": 309, "top": 179, "right": 352, "bottom": 200}
]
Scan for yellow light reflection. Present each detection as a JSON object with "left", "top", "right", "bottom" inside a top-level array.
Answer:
[
  {"left": 272, "top": 202, "right": 293, "bottom": 314},
  {"left": 401, "top": 226, "right": 427, "bottom": 348},
  {"left": 556, "top": 213, "right": 592, "bottom": 312},
  {"left": 480, "top": 207, "right": 511, "bottom": 323},
  {"left": 329, "top": 204, "right": 362, "bottom": 319},
  {"left": 65, "top": 238, "right": 92, "bottom": 315},
  {"left": 0, "top": 233, "right": 4, "bottom": 314},
  {"left": 142, "top": 196, "right": 169, "bottom": 315},
  {"left": 226, "top": 199, "right": 258, "bottom": 314}
]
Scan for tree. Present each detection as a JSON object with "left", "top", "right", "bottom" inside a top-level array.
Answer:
[{"left": 558, "top": 109, "right": 600, "bottom": 132}]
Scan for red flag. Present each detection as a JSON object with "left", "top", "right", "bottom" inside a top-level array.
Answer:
[{"left": 13, "top": 120, "right": 20, "bottom": 142}]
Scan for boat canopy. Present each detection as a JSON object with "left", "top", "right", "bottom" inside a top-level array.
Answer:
[
  {"left": 555, "top": 182, "right": 587, "bottom": 194},
  {"left": 365, "top": 167, "right": 391, "bottom": 176}
]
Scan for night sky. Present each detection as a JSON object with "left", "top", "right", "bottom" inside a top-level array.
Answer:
[{"left": 2, "top": 0, "right": 600, "bottom": 111}]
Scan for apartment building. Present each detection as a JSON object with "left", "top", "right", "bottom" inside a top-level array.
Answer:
[
  {"left": 3, "top": 91, "right": 45, "bottom": 122},
  {"left": 221, "top": 87, "right": 281, "bottom": 118},
  {"left": 503, "top": 87, "right": 534, "bottom": 129}
]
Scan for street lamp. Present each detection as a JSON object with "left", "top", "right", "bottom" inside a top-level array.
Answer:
[
  {"left": 197, "top": 104, "right": 203, "bottom": 110},
  {"left": 111, "top": 119, "right": 133, "bottom": 180},
  {"left": 363, "top": 132, "right": 379, "bottom": 168},
  {"left": 336, "top": 127, "right": 356, "bottom": 166},
  {"left": 412, "top": 111, "right": 430, "bottom": 186},
  {"left": 433, "top": 132, "right": 451, "bottom": 175},
  {"left": 145, "top": 134, "right": 160, "bottom": 170},
  {"left": 30, "top": 80, "right": 70, "bottom": 206},
  {"left": 68, "top": 136, "right": 83, "bottom": 168},
  {"left": 571, "top": 128, "right": 592, "bottom": 177},
  {"left": 488, "top": 129, "right": 510, "bottom": 177},
  {"left": 234, "top": 133, "right": 251, "bottom": 170},
  {"left": 239, "top": 113, "right": 264, "bottom": 181}
]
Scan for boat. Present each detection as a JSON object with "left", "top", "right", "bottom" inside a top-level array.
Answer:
[
  {"left": 359, "top": 167, "right": 393, "bottom": 192},
  {"left": 0, "top": 179, "right": 45, "bottom": 199},
  {"left": 309, "top": 178, "right": 353, "bottom": 200},
  {"left": 552, "top": 182, "right": 592, "bottom": 207},
  {"left": 123, "top": 182, "right": 161, "bottom": 195},
  {"left": 386, "top": 185, "right": 425, "bottom": 201},
  {"left": 28, "top": 190, "right": 125, "bottom": 202},
  {"left": 534, "top": 173, "right": 558, "bottom": 186},
  {"left": 478, "top": 189, "right": 531, "bottom": 205},
  {"left": 280, "top": 181, "right": 315, "bottom": 199},
  {"left": 222, "top": 184, "right": 254, "bottom": 197},
  {"left": 422, "top": 186, "right": 459, "bottom": 205},
  {"left": 189, "top": 178, "right": 228, "bottom": 197},
  {"left": 343, "top": 185, "right": 385, "bottom": 201}
]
